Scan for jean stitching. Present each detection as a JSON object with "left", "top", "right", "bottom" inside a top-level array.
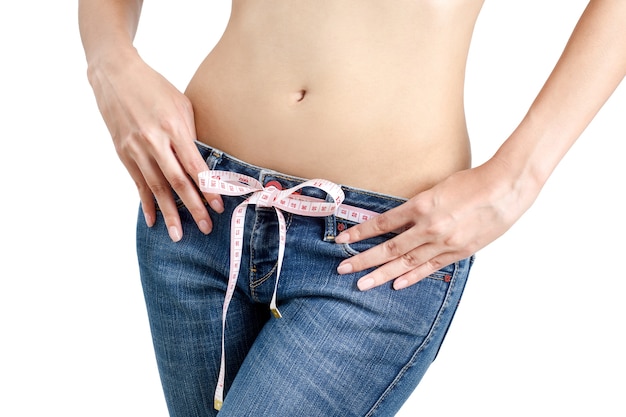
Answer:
[
  {"left": 363, "top": 261, "right": 461, "bottom": 417},
  {"left": 249, "top": 212, "right": 294, "bottom": 299},
  {"left": 248, "top": 206, "right": 262, "bottom": 302}
]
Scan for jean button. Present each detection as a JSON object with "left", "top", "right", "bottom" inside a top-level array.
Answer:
[{"left": 265, "top": 180, "right": 282, "bottom": 190}]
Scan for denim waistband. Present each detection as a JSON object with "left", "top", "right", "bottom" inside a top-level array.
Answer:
[{"left": 195, "top": 141, "right": 408, "bottom": 218}]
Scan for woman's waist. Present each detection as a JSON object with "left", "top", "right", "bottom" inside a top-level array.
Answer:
[
  {"left": 196, "top": 141, "right": 408, "bottom": 214},
  {"left": 195, "top": 123, "right": 471, "bottom": 199}
]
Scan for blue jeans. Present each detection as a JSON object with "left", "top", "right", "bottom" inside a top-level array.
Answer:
[{"left": 136, "top": 143, "right": 474, "bottom": 417}]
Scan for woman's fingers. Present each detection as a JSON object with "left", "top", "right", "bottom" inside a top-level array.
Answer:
[
  {"left": 122, "top": 132, "right": 214, "bottom": 241},
  {"left": 341, "top": 237, "right": 447, "bottom": 290},
  {"left": 391, "top": 251, "right": 460, "bottom": 290},
  {"left": 95, "top": 56, "right": 222, "bottom": 242},
  {"left": 335, "top": 160, "right": 537, "bottom": 291},
  {"left": 335, "top": 204, "right": 411, "bottom": 245},
  {"left": 168, "top": 130, "right": 225, "bottom": 215},
  {"left": 145, "top": 139, "right": 213, "bottom": 240},
  {"left": 336, "top": 226, "right": 423, "bottom": 274}
]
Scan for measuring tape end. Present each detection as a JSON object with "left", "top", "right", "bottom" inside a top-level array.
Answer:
[
  {"left": 270, "top": 307, "right": 283, "bottom": 319},
  {"left": 214, "top": 399, "right": 223, "bottom": 411}
]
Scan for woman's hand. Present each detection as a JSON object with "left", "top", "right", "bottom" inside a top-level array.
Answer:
[
  {"left": 88, "top": 52, "right": 223, "bottom": 242},
  {"left": 335, "top": 157, "right": 540, "bottom": 290}
]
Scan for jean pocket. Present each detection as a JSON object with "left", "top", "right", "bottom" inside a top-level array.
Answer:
[
  {"left": 338, "top": 220, "right": 396, "bottom": 258},
  {"left": 426, "top": 262, "right": 457, "bottom": 282},
  {"left": 339, "top": 220, "right": 460, "bottom": 283}
]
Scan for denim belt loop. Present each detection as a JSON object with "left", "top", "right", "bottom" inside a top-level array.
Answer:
[
  {"left": 208, "top": 149, "right": 223, "bottom": 169},
  {"left": 324, "top": 193, "right": 338, "bottom": 242}
]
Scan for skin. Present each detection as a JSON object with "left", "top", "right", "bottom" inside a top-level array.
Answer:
[{"left": 79, "top": 0, "right": 626, "bottom": 291}]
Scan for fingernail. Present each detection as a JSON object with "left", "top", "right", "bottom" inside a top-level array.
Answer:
[
  {"left": 144, "top": 212, "right": 155, "bottom": 227},
  {"left": 199, "top": 220, "right": 212, "bottom": 235},
  {"left": 357, "top": 277, "right": 375, "bottom": 291},
  {"left": 394, "top": 279, "right": 409, "bottom": 290},
  {"left": 334, "top": 233, "right": 349, "bottom": 244},
  {"left": 210, "top": 199, "right": 224, "bottom": 214},
  {"left": 337, "top": 263, "right": 353, "bottom": 274},
  {"left": 168, "top": 226, "right": 182, "bottom": 242}
]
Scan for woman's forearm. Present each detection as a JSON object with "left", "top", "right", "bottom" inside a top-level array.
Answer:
[
  {"left": 495, "top": 0, "right": 626, "bottom": 192},
  {"left": 78, "top": 0, "right": 143, "bottom": 68}
]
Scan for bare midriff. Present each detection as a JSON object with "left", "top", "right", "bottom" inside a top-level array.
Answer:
[{"left": 185, "top": 0, "right": 484, "bottom": 198}]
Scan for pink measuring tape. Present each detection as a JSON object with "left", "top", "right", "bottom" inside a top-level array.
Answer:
[{"left": 198, "top": 170, "right": 381, "bottom": 410}]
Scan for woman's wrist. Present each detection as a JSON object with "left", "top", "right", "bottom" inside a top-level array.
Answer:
[
  {"left": 86, "top": 45, "right": 141, "bottom": 82},
  {"left": 488, "top": 130, "right": 551, "bottom": 213}
]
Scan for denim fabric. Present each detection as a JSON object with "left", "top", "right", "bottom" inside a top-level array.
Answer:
[{"left": 136, "top": 142, "right": 474, "bottom": 417}]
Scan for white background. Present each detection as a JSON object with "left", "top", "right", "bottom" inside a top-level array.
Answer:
[{"left": 1, "top": 1, "right": 624, "bottom": 416}]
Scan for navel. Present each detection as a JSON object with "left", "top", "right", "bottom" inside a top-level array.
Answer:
[{"left": 290, "top": 89, "right": 307, "bottom": 103}]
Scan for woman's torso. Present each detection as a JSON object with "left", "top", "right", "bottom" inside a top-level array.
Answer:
[{"left": 185, "top": 0, "right": 484, "bottom": 198}]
